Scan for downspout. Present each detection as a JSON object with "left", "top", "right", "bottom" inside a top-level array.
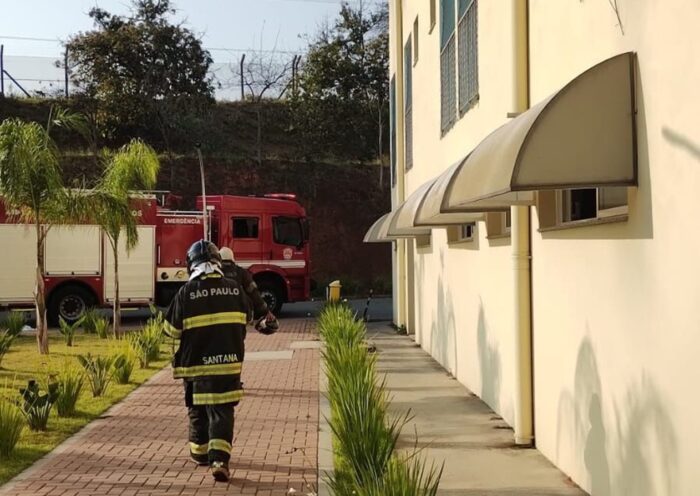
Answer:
[
  {"left": 511, "top": 0, "right": 533, "bottom": 446},
  {"left": 393, "top": 0, "right": 408, "bottom": 330}
]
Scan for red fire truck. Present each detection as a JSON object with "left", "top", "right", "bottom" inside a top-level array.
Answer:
[{"left": 0, "top": 192, "right": 310, "bottom": 323}]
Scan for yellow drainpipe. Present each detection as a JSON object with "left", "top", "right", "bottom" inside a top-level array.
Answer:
[
  {"left": 393, "top": 0, "right": 408, "bottom": 329},
  {"left": 511, "top": 0, "right": 533, "bottom": 446}
]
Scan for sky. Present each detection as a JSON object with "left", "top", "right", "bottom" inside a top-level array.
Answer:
[{"left": 0, "top": 0, "right": 380, "bottom": 98}]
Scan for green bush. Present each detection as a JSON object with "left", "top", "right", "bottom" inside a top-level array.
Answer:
[
  {"left": 318, "top": 304, "right": 442, "bottom": 495},
  {"left": 81, "top": 308, "right": 101, "bottom": 334},
  {"left": 78, "top": 353, "right": 116, "bottom": 397},
  {"left": 0, "top": 398, "right": 24, "bottom": 457},
  {"left": 1, "top": 312, "right": 26, "bottom": 338},
  {"left": 112, "top": 345, "right": 137, "bottom": 385},
  {"left": 58, "top": 316, "right": 84, "bottom": 347},
  {"left": 0, "top": 331, "right": 15, "bottom": 368},
  {"left": 93, "top": 317, "right": 110, "bottom": 339},
  {"left": 128, "top": 313, "right": 164, "bottom": 369},
  {"left": 19, "top": 380, "right": 58, "bottom": 431},
  {"left": 54, "top": 363, "right": 84, "bottom": 417}
]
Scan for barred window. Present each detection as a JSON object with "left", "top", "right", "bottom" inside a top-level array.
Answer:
[
  {"left": 390, "top": 75, "right": 397, "bottom": 187},
  {"left": 440, "top": 0, "right": 457, "bottom": 135},
  {"left": 458, "top": 0, "right": 479, "bottom": 113},
  {"left": 404, "top": 36, "right": 413, "bottom": 170}
]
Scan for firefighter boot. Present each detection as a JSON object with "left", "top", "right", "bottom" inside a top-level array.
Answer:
[{"left": 211, "top": 461, "right": 230, "bottom": 482}]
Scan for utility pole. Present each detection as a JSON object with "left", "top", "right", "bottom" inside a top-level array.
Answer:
[
  {"left": 195, "top": 143, "right": 208, "bottom": 241},
  {"left": 240, "top": 53, "right": 246, "bottom": 101}
]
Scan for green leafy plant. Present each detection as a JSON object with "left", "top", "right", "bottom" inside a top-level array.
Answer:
[
  {"left": 19, "top": 379, "right": 58, "bottom": 431},
  {"left": 112, "top": 345, "right": 137, "bottom": 385},
  {"left": 77, "top": 353, "right": 116, "bottom": 397},
  {"left": 318, "top": 304, "right": 443, "bottom": 495},
  {"left": 54, "top": 363, "right": 84, "bottom": 417},
  {"left": 93, "top": 316, "right": 110, "bottom": 339},
  {"left": 128, "top": 313, "right": 164, "bottom": 368},
  {"left": 1, "top": 312, "right": 26, "bottom": 338},
  {"left": 0, "top": 398, "right": 24, "bottom": 457},
  {"left": 0, "top": 331, "right": 15, "bottom": 369},
  {"left": 58, "top": 316, "right": 85, "bottom": 347},
  {"left": 81, "top": 308, "right": 102, "bottom": 334}
]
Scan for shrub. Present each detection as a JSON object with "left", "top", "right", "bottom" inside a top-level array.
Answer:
[
  {"left": 128, "top": 313, "right": 164, "bottom": 368},
  {"left": 58, "top": 316, "right": 84, "bottom": 347},
  {"left": 112, "top": 346, "right": 137, "bottom": 385},
  {"left": 54, "top": 363, "right": 84, "bottom": 417},
  {"left": 0, "top": 330, "right": 15, "bottom": 368},
  {"left": 1, "top": 312, "right": 26, "bottom": 338},
  {"left": 19, "top": 380, "right": 58, "bottom": 431},
  {"left": 93, "top": 317, "right": 110, "bottom": 339},
  {"left": 0, "top": 398, "right": 24, "bottom": 457},
  {"left": 81, "top": 308, "right": 101, "bottom": 334},
  {"left": 318, "top": 304, "right": 443, "bottom": 495},
  {"left": 78, "top": 353, "right": 116, "bottom": 397}
]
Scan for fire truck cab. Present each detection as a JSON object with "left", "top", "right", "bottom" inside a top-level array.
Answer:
[{"left": 0, "top": 193, "right": 310, "bottom": 323}]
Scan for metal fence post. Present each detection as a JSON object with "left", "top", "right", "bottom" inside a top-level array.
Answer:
[
  {"left": 1, "top": 44, "right": 4, "bottom": 97},
  {"left": 64, "top": 47, "right": 69, "bottom": 97}
]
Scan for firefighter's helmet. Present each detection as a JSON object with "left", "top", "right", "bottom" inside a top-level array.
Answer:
[
  {"left": 255, "top": 316, "right": 279, "bottom": 335},
  {"left": 219, "top": 246, "right": 235, "bottom": 262},
  {"left": 186, "top": 239, "right": 222, "bottom": 273}
]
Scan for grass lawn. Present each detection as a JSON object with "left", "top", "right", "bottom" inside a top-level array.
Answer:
[{"left": 0, "top": 330, "right": 170, "bottom": 486}]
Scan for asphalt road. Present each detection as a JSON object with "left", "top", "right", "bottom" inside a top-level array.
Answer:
[{"left": 0, "top": 297, "right": 393, "bottom": 329}]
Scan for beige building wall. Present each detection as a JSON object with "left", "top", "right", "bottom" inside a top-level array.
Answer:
[
  {"left": 529, "top": 1, "right": 700, "bottom": 494},
  {"left": 392, "top": 0, "right": 520, "bottom": 424}
]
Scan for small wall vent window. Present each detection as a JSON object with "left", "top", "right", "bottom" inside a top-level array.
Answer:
[
  {"left": 458, "top": 0, "right": 479, "bottom": 113},
  {"left": 560, "top": 187, "right": 628, "bottom": 223},
  {"left": 404, "top": 36, "right": 414, "bottom": 170},
  {"left": 440, "top": 0, "right": 457, "bottom": 134}
]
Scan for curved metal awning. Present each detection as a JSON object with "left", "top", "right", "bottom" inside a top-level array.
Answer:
[
  {"left": 395, "top": 175, "right": 485, "bottom": 229},
  {"left": 363, "top": 213, "right": 393, "bottom": 243},
  {"left": 429, "top": 52, "right": 636, "bottom": 212}
]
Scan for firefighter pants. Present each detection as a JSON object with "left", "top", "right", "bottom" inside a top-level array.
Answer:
[{"left": 184, "top": 381, "right": 235, "bottom": 464}]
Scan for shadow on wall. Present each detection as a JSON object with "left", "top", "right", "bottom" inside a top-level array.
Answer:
[
  {"left": 430, "top": 248, "right": 458, "bottom": 377},
  {"left": 541, "top": 56, "right": 654, "bottom": 241},
  {"left": 556, "top": 335, "right": 677, "bottom": 495},
  {"left": 477, "top": 300, "right": 502, "bottom": 413},
  {"left": 662, "top": 127, "right": 700, "bottom": 161}
]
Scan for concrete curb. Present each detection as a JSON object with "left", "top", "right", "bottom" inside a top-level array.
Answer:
[
  {"left": 0, "top": 367, "right": 170, "bottom": 496},
  {"left": 317, "top": 349, "right": 333, "bottom": 496}
]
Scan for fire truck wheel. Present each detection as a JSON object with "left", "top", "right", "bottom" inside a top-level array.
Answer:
[
  {"left": 257, "top": 281, "right": 284, "bottom": 315},
  {"left": 48, "top": 285, "right": 95, "bottom": 326}
]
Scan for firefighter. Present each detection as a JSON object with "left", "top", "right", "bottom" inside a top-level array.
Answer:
[
  {"left": 219, "top": 246, "right": 278, "bottom": 329},
  {"left": 163, "top": 239, "right": 252, "bottom": 482}
]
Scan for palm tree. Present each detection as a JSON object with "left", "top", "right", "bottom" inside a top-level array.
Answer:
[
  {"left": 94, "top": 140, "right": 160, "bottom": 337},
  {"left": 0, "top": 112, "right": 84, "bottom": 354}
]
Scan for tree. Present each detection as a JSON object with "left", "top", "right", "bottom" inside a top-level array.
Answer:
[
  {"left": 65, "top": 0, "right": 214, "bottom": 153},
  {"left": 93, "top": 140, "right": 160, "bottom": 337},
  {"left": 294, "top": 1, "right": 389, "bottom": 181},
  {"left": 0, "top": 110, "right": 86, "bottom": 354}
]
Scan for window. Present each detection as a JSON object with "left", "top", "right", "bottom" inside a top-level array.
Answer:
[
  {"left": 458, "top": 0, "right": 479, "bottom": 113},
  {"left": 232, "top": 217, "right": 259, "bottom": 238},
  {"left": 404, "top": 36, "right": 414, "bottom": 170},
  {"left": 441, "top": 0, "right": 478, "bottom": 134},
  {"left": 440, "top": 0, "right": 457, "bottom": 134},
  {"left": 430, "top": 0, "right": 437, "bottom": 32},
  {"left": 273, "top": 216, "right": 303, "bottom": 246},
  {"left": 413, "top": 17, "right": 419, "bottom": 65},
  {"left": 390, "top": 75, "right": 397, "bottom": 187},
  {"left": 485, "top": 211, "right": 511, "bottom": 238},
  {"left": 560, "top": 187, "right": 628, "bottom": 223},
  {"left": 448, "top": 222, "right": 476, "bottom": 243}
]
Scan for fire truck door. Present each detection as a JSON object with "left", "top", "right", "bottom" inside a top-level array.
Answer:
[{"left": 270, "top": 216, "right": 305, "bottom": 270}]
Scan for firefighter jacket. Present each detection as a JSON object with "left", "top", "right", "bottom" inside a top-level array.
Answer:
[
  {"left": 164, "top": 273, "right": 250, "bottom": 406},
  {"left": 221, "top": 261, "right": 269, "bottom": 319}
]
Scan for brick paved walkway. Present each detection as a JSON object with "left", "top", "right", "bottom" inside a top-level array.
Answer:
[{"left": 0, "top": 319, "right": 319, "bottom": 496}]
